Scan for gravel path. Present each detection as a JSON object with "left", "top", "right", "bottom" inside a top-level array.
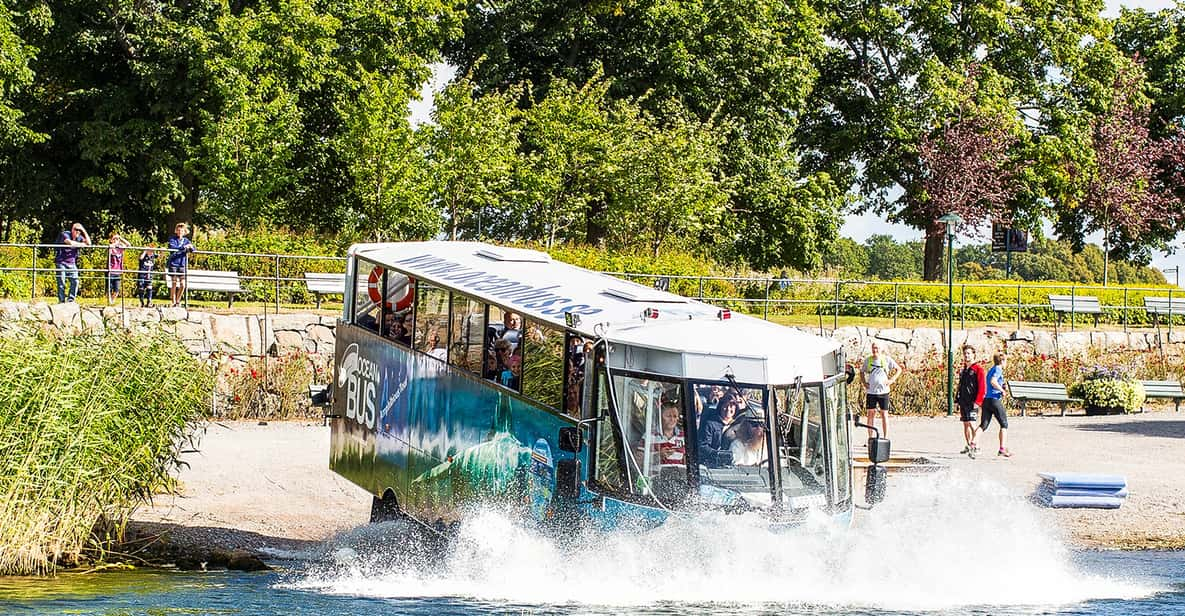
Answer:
[
  {"left": 131, "top": 414, "right": 1185, "bottom": 554},
  {"left": 882, "top": 412, "right": 1185, "bottom": 549},
  {"left": 130, "top": 421, "right": 371, "bottom": 554}
]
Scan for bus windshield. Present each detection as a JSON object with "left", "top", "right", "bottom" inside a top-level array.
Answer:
[{"left": 691, "top": 382, "right": 774, "bottom": 507}]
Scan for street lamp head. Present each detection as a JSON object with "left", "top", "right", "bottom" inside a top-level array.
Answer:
[{"left": 938, "top": 213, "right": 964, "bottom": 238}]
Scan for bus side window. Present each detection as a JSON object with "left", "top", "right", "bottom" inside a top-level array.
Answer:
[
  {"left": 483, "top": 305, "right": 521, "bottom": 391},
  {"left": 415, "top": 283, "right": 449, "bottom": 362},
  {"left": 521, "top": 319, "right": 563, "bottom": 409},
  {"left": 564, "top": 334, "right": 589, "bottom": 417},
  {"left": 449, "top": 294, "right": 486, "bottom": 375},
  {"left": 352, "top": 259, "right": 381, "bottom": 333}
]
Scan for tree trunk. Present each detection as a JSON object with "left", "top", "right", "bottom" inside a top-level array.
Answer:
[
  {"left": 584, "top": 200, "right": 607, "bottom": 246},
  {"left": 923, "top": 220, "right": 946, "bottom": 281},
  {"left": 167, "top": 172, "right": 198, "bottom": 241}
]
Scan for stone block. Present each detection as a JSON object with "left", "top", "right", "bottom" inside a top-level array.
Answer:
[
  {"left": 1004, "top": 339, "right": 1035, "bottom": 356},
  {"left": 274, "top": 330, "right": 305, "bottom": 353},
  {"left": 1009, "top": 330, "right": 1035, "bottom": 343},
  {"left": 267, "top": 313, "right": 318, "bottom": 332},
  {"left": 0, "top": 302, "right": 21, "bottom": 321},
  {"left": 1032, "top": 331, "right": 1057, "bottom": 357},
  {"left": 1129, "top": 333, "right": 1151, "bottom": 351},
  {"left": 1056, "top": 332, "right": 1092, "bottom": 358},
  {"left": 174, "top": 319, "right": 208, "bottom": 341},
  {"left": 127, "top": 307, "right": 161, "bottom": 323},
  {"left": 875, "top": 327, "right": 912, "bottom": 346},
  {"left": 908, "top": 328, "right": 944, "bottom": 363},
  {"left": 160, "top": 306, "right": 186, "bottom": 322},
  {"left": 209, "top": 314, "right": 261, "bottom": 356},
  {"left": 78, "top": 309, "right": 104, "bottom": 334},
  {"left": 307, "top": 324, "right": 334, "bottom": 353},
  {"left": 49, "top": 302, "right": 80, "bottom": 329},
  {"left": 21, "top": 302, "right": 51, "bottom": 322}
]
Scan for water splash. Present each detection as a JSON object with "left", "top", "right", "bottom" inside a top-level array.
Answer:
[{"left": 282, "top": 471, "right": 1162, "bottom": 611}]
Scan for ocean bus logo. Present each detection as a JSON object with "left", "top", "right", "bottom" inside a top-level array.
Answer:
[{"left": 338, "top": 343, "right": 379, "bottom": 430}]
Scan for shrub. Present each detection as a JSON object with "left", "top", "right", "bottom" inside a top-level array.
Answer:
[
  {"left": 1069, "top": 367, "right": 1146, "bottom": 414},
  {"left": 217, "top": 352, "right": 330, "bottom": 420},
  {"left": 0, "top": 327, "right": 213, "bottom": 575}
]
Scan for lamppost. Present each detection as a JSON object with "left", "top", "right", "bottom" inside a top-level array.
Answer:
[
  {"left": 1164, "top": 266, "right": 1180, "bottom": 288},
  {"left": 939, "top": 213, "right": 963, "bottom": 417}
]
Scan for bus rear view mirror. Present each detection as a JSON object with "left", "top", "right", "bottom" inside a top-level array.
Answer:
[
  {"left": 868, "top": 437, "right": 890, "bottom": 464},
  {"left": 559, "top": 427, "right": 583, "bottom": 453}
]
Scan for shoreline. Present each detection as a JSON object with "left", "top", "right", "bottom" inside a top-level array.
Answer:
[{"left": 128, "top": 416, "right": 1185, "bottom": 564}]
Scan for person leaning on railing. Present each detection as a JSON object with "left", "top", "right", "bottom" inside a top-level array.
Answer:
[
  {"left": 54, "top": 223, "right": 91, "bottom": 303},
  {"left": 166, "top": 222, "right": 196, "bottom": 307}
]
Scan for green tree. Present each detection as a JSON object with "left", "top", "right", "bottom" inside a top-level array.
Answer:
[
  {"left": 339, "top": 68, "right": 437, "bottom": 240},
  {"left": 822, "top": 237, "right": 869, "bottom": 277},
  {"left": 425, "top": 77, "right": 522, "bottom": 240},
  {"left": 800, "top": 0, "right": 1111, "bottom": 279},
  {"left": 865, "top": 234, "right": 922, "bottom": 280},
  {"left": 446, "top": 0, "right": 840, "bottom": 269}
]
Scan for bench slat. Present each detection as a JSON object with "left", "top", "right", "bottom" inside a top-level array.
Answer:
[{"left": 1048, "top": 295, "right": 1103, "bottom": 314}]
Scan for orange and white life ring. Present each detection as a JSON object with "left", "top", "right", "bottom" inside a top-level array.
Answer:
[{"left": 366, "top": 267, "right": 415, "bottom": 310}]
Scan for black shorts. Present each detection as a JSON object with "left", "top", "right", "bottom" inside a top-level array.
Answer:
[
  {"left": 866, "top": 393, "right": 891, "bottom": 411},
  {"left": 959, "top": 403, "right": 978, "bottom": 423},
  {"left": 981, "top": 397, "right": 1008, "bottom": 429},
  {"left": 167, "top": 265, "right": 186, "bottom": 274}
]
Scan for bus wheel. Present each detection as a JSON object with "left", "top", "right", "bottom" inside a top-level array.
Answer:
[{"left": 370, "top": 488, "right": 403, "bottom": 523}]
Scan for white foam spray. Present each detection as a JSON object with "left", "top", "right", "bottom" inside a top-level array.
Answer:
[{"left": 282, "top": 471, "right": 1162, "bottom": 611}]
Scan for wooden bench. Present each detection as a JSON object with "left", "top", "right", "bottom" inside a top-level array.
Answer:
[
  {"left": 182, "top": 270, "right": 243, "bottom": 307},
  {"left": 304, "top": 272, "right": 346, "bottom": 309},
  {"left": 1144, "top": 296, "right": 1185, "bottom": 328},
  {"left": 1140, "top": 380, "right": 1185, "bottom": 412},
  {"left": 1008, "top": 381, "right": 1080, "bottom": 417},
  {"left": 1049, "top": 294, "right": 1102, "bottom": 329}
]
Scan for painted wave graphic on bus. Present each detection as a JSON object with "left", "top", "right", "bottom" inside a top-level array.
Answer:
[{"left": 330, "top": 325, "right": 574, "bottom": 524}]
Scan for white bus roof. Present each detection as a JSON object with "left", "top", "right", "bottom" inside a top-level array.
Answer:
[{"left": 351, "top": 241, "right": 839, "bottom": 378}]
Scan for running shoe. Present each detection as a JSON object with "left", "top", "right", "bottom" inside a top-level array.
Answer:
[
  {"left": 998, "top": 448, "right": 1012, "bottom": 458},
  {"left": 960, "top": 445, "right": 970, "bottom": 454},
  {"left": 967, "top": 447, "right": 976, "bottom": 459}
]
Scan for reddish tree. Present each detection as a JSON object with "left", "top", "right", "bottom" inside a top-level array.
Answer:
[
  {"left": 918, "top": 74, "right": 1021, "bottom": 280},
  {"left": 1078, "top": 64, "right": 1178, "bottom": 285}
]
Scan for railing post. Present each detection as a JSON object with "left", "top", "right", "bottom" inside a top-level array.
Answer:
[
  {"left": 763, "top": 277, "right": 770, "bottom": 321},
  {"left": 274, "top": 254, "right": 281, "bottom": 313},
  {"left": 1170, "top": 288, "right": 1175, "bottom": 337},
  {"left": 1016, "top": 284, "right": 1022, "bottom": 331},
  {"left": 834, "top": 280, "right": 840, "bottom": 331},
  {"left": 30, "top": 245, "right": 37, "bottom": 301},
  {"left": 1123, "top": 288, "right": 1128, "bottom": 333},
  {"left": 698, "top": 276, "right": 704, "bottom": 301},
  {"left": 1070, "top": 286, "right": 1076, "bottom": 331},
  {"left": 960, "top": 284, "right": 966, "bottom": 330},
  {"left": 893, "top": 283, "right": 899, "bottom": 328}
]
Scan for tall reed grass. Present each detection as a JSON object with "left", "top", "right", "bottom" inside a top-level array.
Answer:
[{"left": 0, "top": 327, "right": 213, "bottom": 575}]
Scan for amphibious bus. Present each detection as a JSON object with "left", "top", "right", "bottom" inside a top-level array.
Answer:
[{"left": 328, "top": 242, "right": 883, "bottom": 532}]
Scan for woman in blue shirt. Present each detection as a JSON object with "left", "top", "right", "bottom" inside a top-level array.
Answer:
[{"left": 976, "top": 353, "right": 1012, "bottom": 457}]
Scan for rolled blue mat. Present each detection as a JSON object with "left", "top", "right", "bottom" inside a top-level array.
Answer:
[
  {"left": 1039, "top": 485, "right": 1129, "bottom": 498},
  {"left": 1038, "top": 472, "right": 1127, "bottom": 490},
  {"left": 1039, "top": 493, "right": 1124, "bottom": 509}
]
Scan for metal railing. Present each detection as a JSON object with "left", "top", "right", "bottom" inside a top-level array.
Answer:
[
  {"left": 0, "top": 242, "right": 346, "bottom": 313},
  {"left": 2, "top": 242, "right": 1182, "bottom": 333}
]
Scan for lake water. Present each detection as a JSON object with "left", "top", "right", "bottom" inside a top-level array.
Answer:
[{"left": 1, "top": 473, "right": 1182, "bottom": 615}]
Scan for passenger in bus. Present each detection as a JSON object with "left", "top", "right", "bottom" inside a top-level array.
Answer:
[
  {"left": 382, "top": 311, "right": 399, "bottom": 340},
  {"left": 697, "top": 390, "right": 743, "bottom": 467},
  {"left": 485, "top": 338, "right": 520, "bottom": 389},
  {"left": 653, "top": 402, "right": 686, "bottom": 466},
  {"left": 565, "top": 337, "right": 588, "bottom": 415},
  {"left": 726, "top": 410, "right": 768, "bottom": 466},
  {"left": 501, "top": 311, "right": 522, "bottom": 346},
  {"left": 397, "top": 311, "right": 414, "bottom": 346}
]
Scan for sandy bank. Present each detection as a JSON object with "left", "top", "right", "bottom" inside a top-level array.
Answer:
[{"left": 131, "top": 413, "right": 1185, "bottom": 555}]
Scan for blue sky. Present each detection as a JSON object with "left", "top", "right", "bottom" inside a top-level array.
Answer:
[{"left": 410, "top": 0, "right": 1183, "bottom": 283}]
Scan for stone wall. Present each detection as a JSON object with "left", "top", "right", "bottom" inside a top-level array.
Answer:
[
  {"left": 0, "top": 301, "right": 337, "bottom": 359},
  {"left": 2, "top": 300, "right": 1179, "bottom": 370}
]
